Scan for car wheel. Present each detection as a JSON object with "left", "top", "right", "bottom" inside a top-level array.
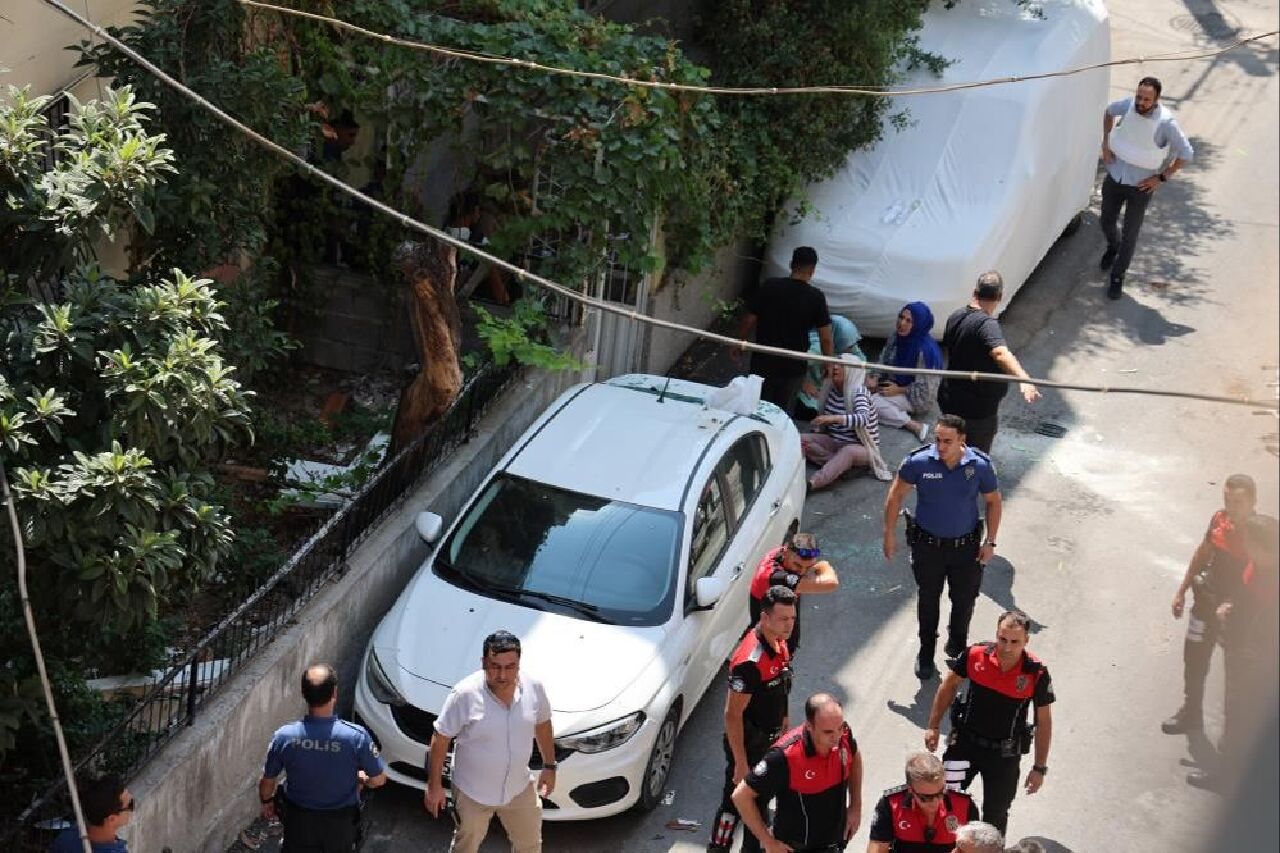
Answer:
[{"left": 634, "top": 704, "right": 680, "bottom": 812}]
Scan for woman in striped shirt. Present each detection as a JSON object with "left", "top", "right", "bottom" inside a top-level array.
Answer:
[{"left": 801, "top": 355, "right": 892, "bottom": 490}]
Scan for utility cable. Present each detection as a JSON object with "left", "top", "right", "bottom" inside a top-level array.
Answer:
[
  {"left": 2, "top": 460, "right": 93, "bottom": 853},
  {"left": 35, "top": 0, "right": 1280, "bottom": 411},
  {"left": 236, "top": 0, "right": 1279, "bottom": 99}
]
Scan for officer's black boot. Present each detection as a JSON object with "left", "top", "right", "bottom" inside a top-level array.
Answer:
[{"left": 915, "top": 644, "right": 938, "bottom": 680}]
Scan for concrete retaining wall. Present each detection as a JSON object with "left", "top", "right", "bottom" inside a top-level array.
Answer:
[{"left": 124, "top": 334, "right": 585, "bottom": 853}]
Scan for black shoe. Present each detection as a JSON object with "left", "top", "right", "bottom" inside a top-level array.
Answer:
[
  {"left": 1107, "top": 277, "right": 1123, "bottom": 300},
  {"left": 915, "top": 650, "right": 938, "bottom": 680},
  {"left": 944, "top": 640, "right": 966, "bottom": 659},
  {"left": 1100, "top": 246, "right": 1117, "bottom": 270},
  {"left": 1161, "top": 709, "right": 1202, "bottom": 736},
  {"left": 1186, "top": 770, "right": 1223, "bottom": 793}
]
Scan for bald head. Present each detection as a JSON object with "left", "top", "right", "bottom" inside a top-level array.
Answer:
[{"left": 301, "top": 664, "right": 338, "bottom": 709}]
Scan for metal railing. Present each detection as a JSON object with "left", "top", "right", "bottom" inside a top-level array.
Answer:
[{"left": 3, "top": 359, "right": 523, "bottom": 850}]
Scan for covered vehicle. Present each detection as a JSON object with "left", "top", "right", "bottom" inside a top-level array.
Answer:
[{"left": 765, "top": 0, "right": 1110, "bottom": 337}]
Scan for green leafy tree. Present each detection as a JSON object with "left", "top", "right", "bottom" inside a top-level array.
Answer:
[{"left": 0, "top": 87, "right": 252, "bottom": 789}]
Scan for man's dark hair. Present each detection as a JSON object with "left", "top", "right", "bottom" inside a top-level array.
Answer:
[
  {"left": 788, "top": 532, "right": 819, "bottom": 553},
  {"left": 790, "top": 246, "right": 818, "bottom": 271},
  {"left": 803, "top": 692, "right": 842, "bottom": 722},
  {"left": 445, "top": 191, "right": 483, "bottom": 227},
  {"left": 1138, "top": 76, "right": 1162, "bottom": 97},
  {"left": 301, "top": 664, "right": 338, "bottom": 708},
  {"left": 79, "top": 774, "right": 127, "bottom": 826},
  {"left": 937, "top": 413, "right": 967, "bottom": 436},
  {"left": 1007, "top": 841, "right": 1047, "bottom": 853},
  {"left": 762, "top": 584, "right": 798, "bottom": 611},
  {"left": 998, "top": 609, "right": 1033, "bottom": 634},
  {"left": 1225, "top": 473, "right": 1257, "bottom": 500},
  {"left": 483, "top": 630, "right": 522, "bottom": 658},
  {"left": 974, "top": 270, "right": 1004, "bottom": 301}
]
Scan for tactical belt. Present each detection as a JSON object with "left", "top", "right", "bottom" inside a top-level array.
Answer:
[{"left": 905, "top": 512, "right": 983, "bottom": 550}]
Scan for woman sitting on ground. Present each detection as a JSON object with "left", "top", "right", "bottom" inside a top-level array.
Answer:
[
  {"left": 797, "top": 314, "right": 865, "bottom": 419},
  {"left": 871, "top": 301, "right": 941, "bottom": 441},
  {"left": 801, "top": 355, "right": 892, "bottom": 490}
]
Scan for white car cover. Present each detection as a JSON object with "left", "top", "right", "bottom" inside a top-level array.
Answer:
[{"left": 764, "top": 0, "right": 1110, "bottom": 338}]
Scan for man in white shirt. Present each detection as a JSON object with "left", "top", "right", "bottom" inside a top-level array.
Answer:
[
  {"left": 424, "top": 631, "right": 556, "bottom": 853},
  {"left": 1099, "top": 76, "right": 1194, "bottom": 299}
]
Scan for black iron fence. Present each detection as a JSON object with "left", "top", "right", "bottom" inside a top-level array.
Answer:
[{"left": 4, "top": 360, "right": 522, "bottom": 851}]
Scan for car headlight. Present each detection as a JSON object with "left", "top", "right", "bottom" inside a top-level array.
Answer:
[
  {"left": 555, "top": 712, "right": 646, "bottom": 754},
  {"left": 365, "top": 648, "right": 406, "bottom": 706}
]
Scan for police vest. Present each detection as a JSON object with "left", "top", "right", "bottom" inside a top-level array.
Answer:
[
  {"left": 771, "top": 725, "right": 855, "bottom": 848},
  {"left": 954, "top": 643, "right": 1046, "bottom": 743},
  {"left": 883, "top": 785, "right": 976, "bottom": 850},
  {"left": 728, "top": 628, "right": 792, "bottom": 733}
]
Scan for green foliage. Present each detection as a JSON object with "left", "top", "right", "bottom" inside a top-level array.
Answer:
[
  {"left": 694, "top": 0, "right": 941, "bottom": 233},
  {"left": 0, "top": 90, "right": 252, "bottom": 772},
  {"left": 76, "top": 0, "right": 311, "bottom": 273},
  {"left": 215, "top": 260, "right": 299, "bottom": 384},
  {"left": 474, "top": 300, "right": 582, "bottom": 370}
]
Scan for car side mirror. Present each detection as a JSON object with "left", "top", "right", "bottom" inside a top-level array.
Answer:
[
  {"left": 693, "top": 575, "right": 729, "bottom": 611},
  {"left": 415, "top": 511, "right": 444, "bottom": 544}
]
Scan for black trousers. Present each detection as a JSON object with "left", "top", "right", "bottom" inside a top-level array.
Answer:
[
  {"left": 280, "top": 801, "right": 360, "bottom": 853},
  {"left": 910, "top": 540, "right": 983, "bottom": 651},
  {"left": 710, "top": 729, "right": 775, "bottom": 851},
  {"left": 1180, "top": 585, "right": 1221, "bottom": 723},
  {"left": 942, "top": 737, "right": 1021, "bottom": 835},
  {"left": 1099, "top": 174, "right": 1154, "bottom": 281},
  {"left": 960, "top": 413, "right": 999, "bottom": 455},
  {"left": 758, "top": 371, "right": 804, "bottom": 416}
]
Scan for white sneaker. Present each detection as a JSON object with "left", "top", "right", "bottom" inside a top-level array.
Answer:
[{"left": 915, "top": 423, "right": 930, "bottom": 442}]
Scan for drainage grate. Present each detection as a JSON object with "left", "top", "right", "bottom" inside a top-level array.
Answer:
[{"left": 1035, "top": 422, "right": 1068, "bottom": 438}]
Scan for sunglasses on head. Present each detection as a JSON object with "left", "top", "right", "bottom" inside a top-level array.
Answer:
[{"left": 793, "top": 547, "right": 821, "bottom": 560}]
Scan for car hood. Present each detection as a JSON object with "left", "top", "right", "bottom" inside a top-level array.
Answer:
[{"left": 379, "top": 574, "right": 666, "bottom": 713}]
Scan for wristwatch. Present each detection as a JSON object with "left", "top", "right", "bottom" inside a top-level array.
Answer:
[
  {"left": 543, "top": 763, "right": 558, "bottom": 771},
  {"left": 1032, "top": 765, "right": 1048, "bottom": 775},
  {"left": 983, "top": 541, "right": 996, "bottom": 548}
]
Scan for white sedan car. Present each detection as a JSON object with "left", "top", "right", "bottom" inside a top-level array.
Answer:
[{"left": 353, "top": 374, "right": 806, "bottom": 819}]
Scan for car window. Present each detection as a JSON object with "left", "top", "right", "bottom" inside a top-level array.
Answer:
[
  {"left": 687, "top": 476, "right": 729, "bottom": 597},
  {"left": 717, "top": 433, "right": 772, "bottom": 524},
  {"left": 436, "top": 474, "right": 680, "bottom": 626}
]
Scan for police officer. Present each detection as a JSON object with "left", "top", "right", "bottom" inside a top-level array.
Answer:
[
  {"left": 923, "top": 610, "right": 1054, "bottom": 835},
  {"left": 259, "top": 664, "right": 387, "bottom": 852},
  {"left": 867, "top": 752, "right": 977, "bottom": 852},
  {"left": 708, "top": 585, "right": 797, "bottom": 852},
  {"left": 733, "top": 693, "right": 863, "bottom": 853},
  {"left": 1164, "top": 474, "right": 1255, "bottom": 742},
  {"left": 749, "top": 533, "right": 839, "bottom": 654},
  {"left": 883, "top": 414, "right": 1002, "bottom": 679}
]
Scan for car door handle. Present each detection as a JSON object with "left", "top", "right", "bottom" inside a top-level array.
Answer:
[
  {"left": 769, "top": 499, "right": 782, "bottom": 517},
  {"left": 732, "top": 563, "right": 744, "bottom": 578}
]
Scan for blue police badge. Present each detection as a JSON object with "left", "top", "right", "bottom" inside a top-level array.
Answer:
[{"left": 965, "top": 466, "right": 975, "bottom": 480}]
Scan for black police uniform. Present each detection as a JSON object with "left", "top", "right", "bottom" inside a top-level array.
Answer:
[
  {"left": 708, "top": 627, "right": 793, "bottom": 852},
  {"left": 742, "top": 724, "right": 857, "bottom": 852},
  {"left": 941, "top": 643, "right": 1054, "bottom": 835},
  {"left": 1176, "top": 509, "right": 1248, "bottom": 731},
  {"left": 262, "top": 714, "right": 385, "bottom": 852},
  {"left": 867, "top": 784, "right": 976, "bottom": 851}
]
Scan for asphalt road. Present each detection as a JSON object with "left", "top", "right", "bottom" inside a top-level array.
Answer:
[{"left": 337, "top": 1, "right": 1280, "bottom": 850}]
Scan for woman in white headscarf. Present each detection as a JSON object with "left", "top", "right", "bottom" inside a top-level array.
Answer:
[{"left": 800, "top": 354, "right": 892, "bottom": 489}]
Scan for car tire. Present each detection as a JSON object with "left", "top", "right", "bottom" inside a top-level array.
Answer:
[{"left": 634, "top": 703, "right": 681, "bottom": 812}]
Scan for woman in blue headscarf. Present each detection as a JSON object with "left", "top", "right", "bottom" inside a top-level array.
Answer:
[
  {"left": 870, "top": 301, "right": 942, "bottom": 441},
  {"left": 797, "top": 314, "right": 864, "bottom": 418}
]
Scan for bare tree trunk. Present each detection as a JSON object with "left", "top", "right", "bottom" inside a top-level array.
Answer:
[{"left": 389, "top": 239, "right": 463, "bottom": 454}]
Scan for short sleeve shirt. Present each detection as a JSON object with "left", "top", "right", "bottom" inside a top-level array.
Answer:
[
  {"left": 949, "top": 644, "right": 1055, "bottom": 741},
  {"left": 897, "top": 445, "right": 998, "bottom": 538},
  {"left": 938, "top": 307, "right": 1008, "bottom": 418},
  {"left": 747, "top": 277, "right": 832, "bottom": 379},
  {"left": 262, "top": 715, "right": 385, "bottom": 810},
  {"left": 745, "top": 726, "right": 856, "bottom": 848},
  {"left": 435, "top": 671, "right": 552, "bottom": 807},
  {"left": 727, "top": 628, "right": 792, "bottom": 733},
  {"left": 50, "top": 830, "right": 128, "bottom": 853},
  {"left": 868, "top": 788, "right": 976, "bottom": 851}
]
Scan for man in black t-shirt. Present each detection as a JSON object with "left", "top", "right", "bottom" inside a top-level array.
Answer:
[
  {"left": 936, "top": 272, "right": 1040, "bottom": 452},
  {"left": 735, "top": 246, "right": 834, "bottom": 415}
]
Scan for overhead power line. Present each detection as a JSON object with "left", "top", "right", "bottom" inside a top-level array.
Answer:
[
  {"left": 36, "top": 0, "right": 1280, "bottom": 412},
  {"left": 236, "top": 0, "right": 1278, "bottom": 98}
]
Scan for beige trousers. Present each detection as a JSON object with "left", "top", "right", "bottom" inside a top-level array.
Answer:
[{"left": 449, "top": 781, "right": 542, "bottom": 853}]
